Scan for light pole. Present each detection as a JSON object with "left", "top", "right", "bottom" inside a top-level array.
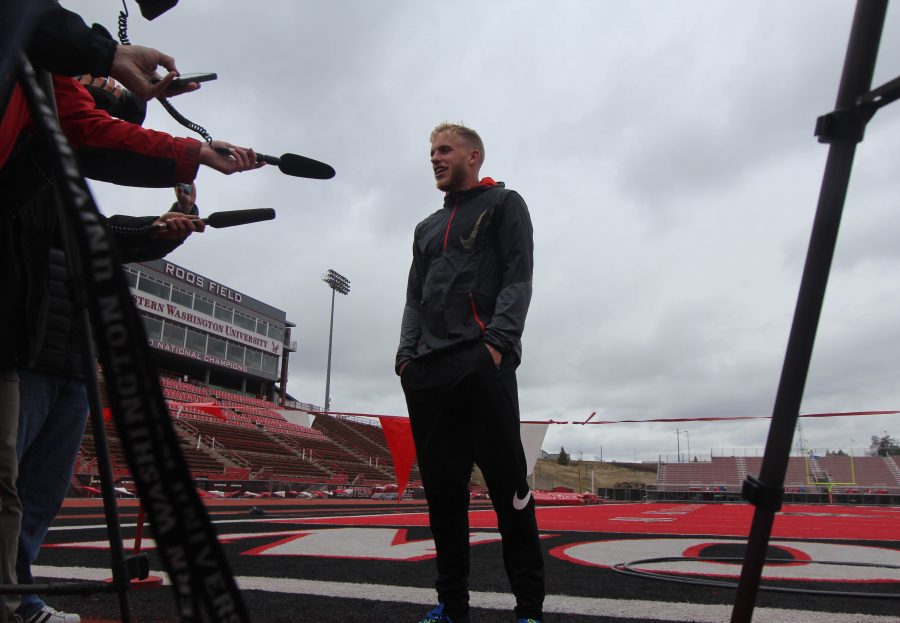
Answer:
[
  {"left": 675, "top": 429, "right": 690, "bottom": 463},
  {"left": 322, "top": 269, "right": 350, "bottom": 414},
  {"left": 675, "top": 429, "right": 681, "bottom": 463}
]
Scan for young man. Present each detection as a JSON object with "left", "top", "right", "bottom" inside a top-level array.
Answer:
[{"left": 396, "top": 123, "right": 544, "bottom": 623}]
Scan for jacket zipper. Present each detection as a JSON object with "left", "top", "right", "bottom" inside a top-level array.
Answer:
[
  {"left": 442, "top": 203, "right": 458, "bottom": 251},
  {"left": 469, "top": 292, "right": 486, "bottom": 332}
]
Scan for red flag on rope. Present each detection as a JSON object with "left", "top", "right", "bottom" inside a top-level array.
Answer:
[
  {"left": 187, "top": 402, "right": 228, "bottom": 420},
  {"left": 109, "top": 402, "right": 228, "bottom": 421},
  {"left": 378, "top": 416, "right": 416, "bottom": 497},
  {"left": 171, "top": 402, "right": 228, "bottom": 420}
]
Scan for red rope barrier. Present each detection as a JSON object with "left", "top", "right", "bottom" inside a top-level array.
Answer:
[{"left": 320, "top": 409, "right": 899, "bottom": 425}]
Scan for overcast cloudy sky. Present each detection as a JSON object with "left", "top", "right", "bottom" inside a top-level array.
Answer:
[{"left": 67, "top": 0, "right": 900, "bottom": 462}]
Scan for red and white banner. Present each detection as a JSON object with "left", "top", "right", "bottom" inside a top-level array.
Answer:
[{"left": 132, "top": 291, "right": 282, "bottom": 356}]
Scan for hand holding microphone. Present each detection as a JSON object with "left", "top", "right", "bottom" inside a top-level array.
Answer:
[
  {"left": 136, "top": 60, "right": 335, "bottom": 180},
  {"left": 207, "top": 145, "right": 335, "bottom": 180},
  {"left": 200, "top": 209, "right": 276, "bottom": 228},
  {"left": 152, "top": 208, "right": 276, "bottom": 237},
  {"left": 200, "top": 140, "right": 265, "bottom": 175},
  {"left": 153, "top": 183, "right": 201, "bottom": 240},
  {"left": 152, "top": 211, "right": 205, "bottom": 240}
]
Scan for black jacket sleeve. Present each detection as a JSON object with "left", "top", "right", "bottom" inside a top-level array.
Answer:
[
  {"left": 27, "top": 4, "right": 117, "bottom": 77},
  {"left": 105, "top": 214, "right": 186, "bottom": 263},
  {"left": 482, "top": 191, "right": 534, "bottom": 358},
  {"left": 395, "top": 226, "right": 425, "bottom": 373}
]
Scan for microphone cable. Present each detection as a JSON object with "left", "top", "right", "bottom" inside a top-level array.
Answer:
[
  {"left": 116, "top": 0, "right": 132, "bottom": 45},
  {"left": 118, "top": 0, "right": 215, "bottom": 145},
  {"left": 105, "top": 221, "right": 159, "bottom": 237},
  {"left": 155, "top": 97, "right": 214, "bottom": 143}
]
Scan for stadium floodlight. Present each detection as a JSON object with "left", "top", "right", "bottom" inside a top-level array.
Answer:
[
  {"left": 322, "top": 269, "right": 351, "bottom": 296},
  {"left": 322, "top": 269, "right": 350, "bottom": 414}
]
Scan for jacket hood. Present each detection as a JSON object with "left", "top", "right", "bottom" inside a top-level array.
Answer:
[{"left": 443, "top": 177, "right": 504, "bottom": 207}]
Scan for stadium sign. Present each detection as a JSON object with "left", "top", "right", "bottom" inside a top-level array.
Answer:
[
  {"left": 148, "top": 338, "right": 249, "bottom": 373},
  {"left": 164, "top": 261, "right": 244, "bottom": 303},
  {"left": 133, "top": 291, "right": 283, "bottom": 356}
]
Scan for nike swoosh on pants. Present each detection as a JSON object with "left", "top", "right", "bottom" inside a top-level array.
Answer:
[{"left": 512, "top": 489, "right": 532, "bottom": 511}]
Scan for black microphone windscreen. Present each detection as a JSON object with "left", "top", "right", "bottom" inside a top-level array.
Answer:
[
  {"left": 278, "top": 153, "right": 336, "bottom": 179},
  {"left": 136, "top": 0, "right": 178, "bottom": 20},
  {"left": 203, "top": 209, "right": 276, "bottom": 228}
]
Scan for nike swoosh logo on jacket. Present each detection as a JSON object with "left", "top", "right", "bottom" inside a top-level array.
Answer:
[{"left": 396, "top": 181, "right": 534, "bottom": 372}]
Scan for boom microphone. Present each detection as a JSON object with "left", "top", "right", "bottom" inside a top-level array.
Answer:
[
  {"left": 256, "top": 152, "right": 336, "bottom": 180},
  {"left": 203, "top": 208, "right": 276, "bottom": 228}
]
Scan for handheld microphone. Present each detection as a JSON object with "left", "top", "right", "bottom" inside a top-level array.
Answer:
[
  {"left": 203, "top": 208, "right": 275, "bottom": 228},
  {"left": 256, "top": 152, "right": 336, "bottom": 180},
  {"left": 151, "top": 208, "right": 276, "bottom": 231}
]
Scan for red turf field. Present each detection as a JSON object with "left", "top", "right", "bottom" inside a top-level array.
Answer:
[{"left": 24, "top": 499, "right": 900, "bottom": 622}]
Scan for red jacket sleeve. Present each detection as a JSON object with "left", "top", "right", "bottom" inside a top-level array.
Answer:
[
  {"left": 51, "top": 75, "right": 202, "bottom": 187},
  {"left": 0, "top": 85, "right": 29, "bottom": 168}
]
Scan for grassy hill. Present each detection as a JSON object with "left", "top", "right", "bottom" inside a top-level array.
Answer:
[{"left": 473, "top": 458, "right": 658, "bottom": 493}]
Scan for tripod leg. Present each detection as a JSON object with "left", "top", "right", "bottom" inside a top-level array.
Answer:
[
  {"left": 80, "top": 365, "right": 133, "bottom": 623},
  {"left": 0, "top": 368, "right": 19, "bottom": 623},
  {"left": 57, "top": 191, "right": 134, "bottom": 623},
  {"left": 41, "top": 73, "right": 134, "bottom": 621},
  {"left": 0, "top": 496, "right": 8, "bottom": 623},
  {"left": 730, "top": 1, "right": 888, "bottom": 621}
]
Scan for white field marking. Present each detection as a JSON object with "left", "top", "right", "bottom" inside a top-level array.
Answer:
[
  {"left": 32, "top": 565, "right": 898, "bottom": 623},
  {"left": 558, "top": 538, "right": 900, "bottom": 581},
  {"left": 46, "top": 508, "right": 497, "bottom": 533},
  {"left": 48, "top": 528, "right": 505, "bottom": 561},
  {"left": 50, "top": 509, "right": 472, "bottom": 532}
]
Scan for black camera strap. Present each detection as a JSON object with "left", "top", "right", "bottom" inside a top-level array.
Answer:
[{"left": 18, "top": 56, "right": 250, "bottom": 623}]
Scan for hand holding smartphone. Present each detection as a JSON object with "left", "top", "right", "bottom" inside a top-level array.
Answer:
[{"left": 150, "top": 72, "right": 217, "bottom": 96}]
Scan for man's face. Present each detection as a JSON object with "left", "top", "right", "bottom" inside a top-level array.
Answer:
[{"left": 430, "top": 133, "right": 475, "bottom": 192}]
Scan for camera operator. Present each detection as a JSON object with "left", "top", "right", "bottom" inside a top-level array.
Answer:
[
  {"left": 0, "top": 67, "right": 259, "bottom": 622},
  {"left": 13, "top": 176, "right": 203, "bottom": 623}
]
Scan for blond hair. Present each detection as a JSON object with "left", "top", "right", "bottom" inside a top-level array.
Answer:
[{"left": 431, "top": 122, "right": 485, "bottom": 166}]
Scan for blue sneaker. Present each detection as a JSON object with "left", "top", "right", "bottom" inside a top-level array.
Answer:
[
  {"left": 517, "top": 619, "right": 542, "bottom": 623},
  {"left": 418, "top": 603, "right": 469, "bottom": 623}
]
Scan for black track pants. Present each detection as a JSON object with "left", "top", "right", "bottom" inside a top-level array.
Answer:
[{"left": 401, "top": 342, "right": 545, "bottom": 621}]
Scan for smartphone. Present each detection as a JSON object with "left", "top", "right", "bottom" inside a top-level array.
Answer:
[
  {"left": 153, "top": 72, "right": 217, "bottom": 95},
  {"left": 170, "top": 72, "right": 217, "bottom": 88}
]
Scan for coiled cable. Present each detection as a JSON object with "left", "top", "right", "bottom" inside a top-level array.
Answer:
[
  {"left": 117, "top": 0, "right": 214, "bottom": 144},
  {"left": 116, "top": 0, "right": 131, "bottom": 45}
]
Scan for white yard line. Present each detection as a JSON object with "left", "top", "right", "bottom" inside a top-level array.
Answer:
[{"left": 33, "top": 565, "right": 897, "bottom": 623}]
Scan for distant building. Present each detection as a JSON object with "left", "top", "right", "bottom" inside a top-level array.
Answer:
[{"left": 125, "top": 259, "right": 299, "bottom": 403}]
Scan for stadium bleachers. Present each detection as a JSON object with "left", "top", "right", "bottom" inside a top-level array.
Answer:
[
  {"left": 271, "top": 429, "right": 392, "bottom": 483},
  {"left": 657, "top": 454, "right": 900, "bottom": 493},
  {"left": 817, "top": 455, "right": 900, "bottom": 487},
  {"left": 78, "top": 373, "right": 412, "bottom": 486},
  {"left": 310, "top": 415, "right": 422, "bottom": 484},
  {"left": 170, "top": 420, "right": 231, "bottom": 475},
  {"left": 313, "top": 416, "right": 393, "bottom": 464},
  {"left": 656, "top": 456, "right": 740, "bottom": 490},
  {"left": 77, "top": 420, "right": 130, "bottom": 477}
]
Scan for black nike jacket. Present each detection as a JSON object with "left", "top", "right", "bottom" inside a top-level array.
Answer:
[{"left": 396, "top": 179, "right": 534, "bottom": 373}]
